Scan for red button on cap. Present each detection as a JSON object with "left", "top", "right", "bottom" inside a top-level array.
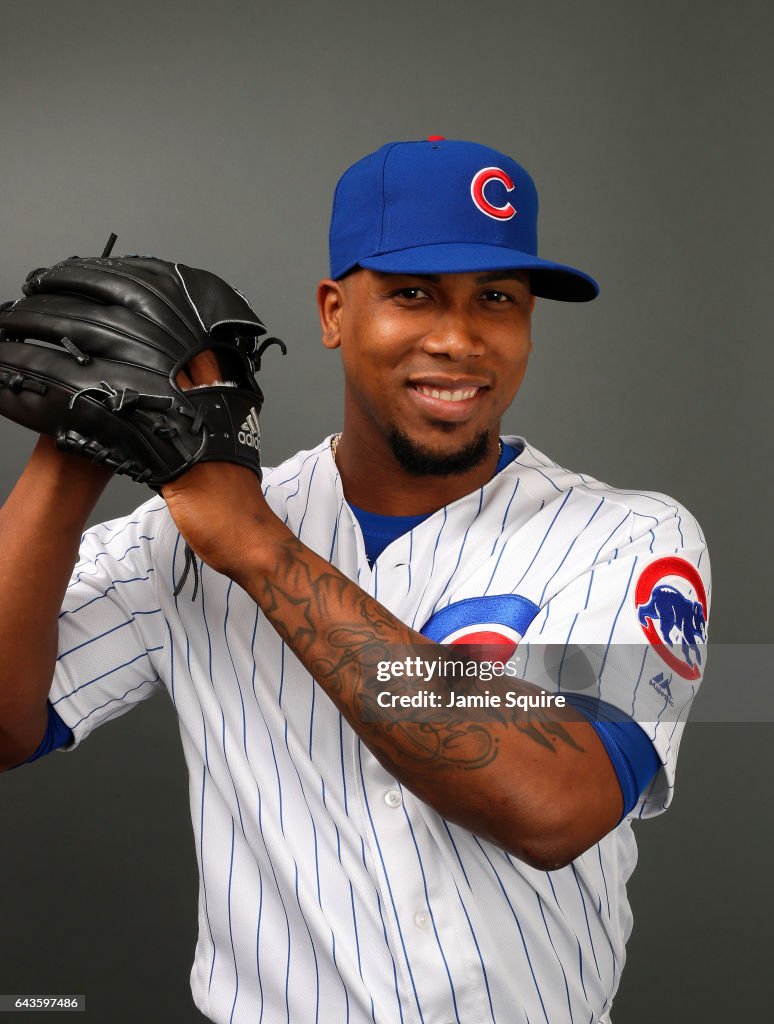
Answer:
[{"left": 427, "top": 135, "right": 445, "bottom": 141}]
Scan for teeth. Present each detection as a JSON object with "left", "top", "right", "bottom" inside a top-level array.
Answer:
[{"left": 416, "top": 385, "right": 478, "bottom": 402}]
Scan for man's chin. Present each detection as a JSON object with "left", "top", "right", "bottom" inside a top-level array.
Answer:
[{"left": 388, "top": 427, "right": 493, "bottom": 476}]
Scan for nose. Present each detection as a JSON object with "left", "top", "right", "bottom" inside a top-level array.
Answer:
[{"left": 421, "top": 311, "right": 485, "bottom": 361}]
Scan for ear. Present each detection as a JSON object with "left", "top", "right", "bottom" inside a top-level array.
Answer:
[
  {"left": 317, "top": 279, "right": 346, "bottom": 350},
  {"left": 527, "top": 294, "right": 536, "bottom": 351}
]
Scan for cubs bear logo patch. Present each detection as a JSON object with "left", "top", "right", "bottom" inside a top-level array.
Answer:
[{"left": 635, "top": 556, "right": 708, "bottom": 680}]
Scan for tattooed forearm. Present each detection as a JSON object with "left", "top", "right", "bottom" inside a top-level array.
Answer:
[{"left": 254, "top": 535, "right": 585, "bottom": 780}]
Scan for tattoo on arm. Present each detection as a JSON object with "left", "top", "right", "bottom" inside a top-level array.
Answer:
[{"left": 258, "top": 536, "right": 585, "bottom": 775}]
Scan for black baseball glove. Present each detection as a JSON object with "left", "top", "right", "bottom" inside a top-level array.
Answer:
[
  {"left": 0, "top": 245, "right": 286, "bottom": 596},
  {"left": 0, "top": 249, "right": 286, "bottom": 483}
]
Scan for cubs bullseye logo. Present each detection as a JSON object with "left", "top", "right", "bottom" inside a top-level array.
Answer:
[
  {"left": 635, "top": 557, "right": 708, "bottom": 680},
  {"left": 420, "top": 594, "right": 539, "bottom": 661},
  {"left": 470, "top": 166, "right": 517, "bottom": 220},
  {"left": 442, "top": 622, "right": 521, "bottom": 660}
]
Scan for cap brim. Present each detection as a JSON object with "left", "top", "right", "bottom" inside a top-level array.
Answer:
[{"left": 356, "top": 243, "right": 599, "bottom": 302}]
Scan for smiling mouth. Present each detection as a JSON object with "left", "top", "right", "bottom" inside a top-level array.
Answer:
[{"left": 413, "top": 384, "right": 481, "bottom": 403}]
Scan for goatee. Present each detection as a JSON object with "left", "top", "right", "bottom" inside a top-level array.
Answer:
[{"left": 388, "top": 427, "right": 492, "bottom": 476}]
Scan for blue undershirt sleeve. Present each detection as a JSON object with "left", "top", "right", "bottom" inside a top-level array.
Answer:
[
  {"left": 562, "top": 695, "right": 660, "bottom": 818},
  {"left": 14, "top": 701, "right": 75, "bottom": 767}
]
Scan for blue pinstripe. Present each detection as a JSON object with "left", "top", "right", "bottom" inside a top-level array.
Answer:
[
  {"left": 67, "top": 537, "right": 156, "bottom": 589},
  {"left": 57, "top": 613, "right": 160, "bottom": 659},
  {"left": 201, "top": 566, "right": 244, "bottom": 835},
  {"left": 268, "top": 648, "right": 287, "bottom": 837},
  {"left": 596, "top": 558, "right": 639, "bottom": 695},
  {"left": 569, "top": 864, "right": 601, "bottom": 981},
  {"left": 491, "top": 477, "right": 521, "bottom": 556},
  {"left": 278, "top": 684, "right": 325, "bottom": 1014},
  {"left": 60, "top": 573, "right": 156, "bottom": 617},
  {"left": 584, "top": 571, "right": 595, "bottom": 610},
  {"left": 473, "top": 838, "right": 550, "bottom": 1024},
  {"left": 589, "top": 512, "right": 629, "bottom": 567},
  {"left": 596, "top": 846, "right": 611, "bottom": 918},
  {"left": 66, "top": 673, "right": 160, "bottom": 728},
  {"left": 410, "top": 509, "right": 447, "bottom": 629},
  {"left": 441, "top": 821, "right": 472, "bottom": 889},
  {"left": 514, "top": 490, "right": 573, "bottom": 589},
  {"left": 227, "top": 821, "right": 239, "bottom": 1024},
  {"left": 518, "top": 461, "right": 562, "bottom": 493},
  {"left": 629, "top": 644, "right": 652, "bottom": 719},
  {"left": 357, "top": 742, "right": 424, "bottom": 1024},
  {"left": 338, "top": 717, "right": 395, "bottom": 1022},
  {"left": 537, "top": 498, "right": 605, "bottom": 605},
  {"left": 546, "top": 872, "right": 589, "bottom": 1003},
  {"left": 433, "top": 488, "right": 485, "bottom": 611},
  {"left": 455, "top": 884, "right": 497, "bottom": 1024},
  {"left": 407, "top": 530, "right": 413, "bottom": 592},
  {"left": 369, "top": 866, "right": 404, "bottom": 1024},
  {"left": 483, "top": 484, "right": 521, "bottom": 590},
  {"left": 255, "top": 847, "right": 265, "bottom": 1024},
  {"left": 224, "top": 580, "right": 249, "bottom": 753},
  {"left": 293, "top": 862, "right": 321, "bottom": 1024},
  {"left": 556, "top": 613, "right": 579, "bottom": 691},
  {"left": 51, "top": 647, "right": 163, "bottom": 703},
  {"left": 255, "top": 784, "right": 292, "bottom": 1024},
  {"left": 297, "top": 459, "right": 320, "bottom": 539},
  {"left": 536, "top": 892, "right": 575, "bottom": 1024},
  {"left": 265, "top": 449, "right": 325, "bottom": 491},
  {"left": 400, "top": 799, "right": 462, "bottom": 1023}
]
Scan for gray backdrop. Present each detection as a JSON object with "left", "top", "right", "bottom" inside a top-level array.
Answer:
[{"left": 1, "top": 1, "right": 771, "bottom": 1021}]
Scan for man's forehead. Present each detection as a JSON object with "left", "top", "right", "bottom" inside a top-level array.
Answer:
[{"left": 364, "top": 269, "right": 530, "bottom": 285}]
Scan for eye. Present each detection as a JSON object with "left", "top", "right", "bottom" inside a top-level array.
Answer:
[
  {"left": 482, "top": 289, "right": 514, "bottom": 304},
  {"left": 392, "top": 287, "right": 431, "bottom": 301}
]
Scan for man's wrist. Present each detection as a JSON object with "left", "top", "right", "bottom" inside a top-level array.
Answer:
[
  {"left": 225, "top": 514, "right": 295, "bottom": 590},
  {"left": 21, "top": 436, "right": 113, "bottom": 522}
]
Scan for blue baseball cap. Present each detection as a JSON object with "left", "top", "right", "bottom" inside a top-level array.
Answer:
[{"left": 329, "top": 137, "right": 599, "bottom": 302}]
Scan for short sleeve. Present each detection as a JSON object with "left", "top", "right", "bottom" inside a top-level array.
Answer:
[
  {"left": 50, "top": 496, "right": 173, "bottom": 749},
  {"left": 517, "top": 498, "right": 710, "bottom": 819}
]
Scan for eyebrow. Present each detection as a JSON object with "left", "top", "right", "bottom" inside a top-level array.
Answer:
[
  {"left": 382, "top": 271, "right": 528, "bottom": 285},
  {"left": 474, "top": 271, "right": 529, "bottom": 285}
]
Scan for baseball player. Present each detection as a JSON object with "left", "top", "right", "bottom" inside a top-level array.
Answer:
[{"left": 0, "top": 138, "right": 710, "bottom": 1023}]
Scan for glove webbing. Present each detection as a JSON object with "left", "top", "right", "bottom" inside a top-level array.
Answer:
[
  {"left": 69, "top": 386, "right": 212, "bottom": 464},
  {"left": 56, "top": 430, "right": 154, "bottom": 483},
  {"left": 103, "top": 389, "right": 209, "bottom": 439}
]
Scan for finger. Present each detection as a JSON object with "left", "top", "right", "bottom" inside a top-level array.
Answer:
[
  {"left": 176, "top": 349, "right": 223, "bottom": 391},
  {"left": 188, "top": 349, "right": 223, "bottom": 387}
]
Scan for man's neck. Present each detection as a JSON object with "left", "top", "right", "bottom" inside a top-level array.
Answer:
[{"left": 332, "top": 430, "right": 504, "bottom": 516}]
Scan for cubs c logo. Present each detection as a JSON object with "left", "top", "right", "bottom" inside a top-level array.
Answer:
[
  {"left": 470, "top": 167, "right": 517, "bottom": 220},
  {"left": 635, "top": 557, "right": 708, "bottom": 681}
]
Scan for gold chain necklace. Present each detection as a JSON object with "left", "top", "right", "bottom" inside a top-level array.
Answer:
[{"left": 329, "top": 433, "right": 503, "bottom": 462}]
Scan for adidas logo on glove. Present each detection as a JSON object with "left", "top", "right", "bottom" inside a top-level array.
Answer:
[{"left": 238, "top": 407, "right": 261, "bottom": 450}]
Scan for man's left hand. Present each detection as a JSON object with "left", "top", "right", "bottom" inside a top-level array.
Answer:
[{"left": 161, "top": 350, "right": 284, "bottom": 579}]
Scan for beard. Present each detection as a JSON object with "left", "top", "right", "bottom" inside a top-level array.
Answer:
[{"left": 387, "top": 426, "right": 493, "bottom": 476}]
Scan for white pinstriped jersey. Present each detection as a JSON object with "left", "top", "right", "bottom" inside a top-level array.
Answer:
[{"left": 49, "top": 436, "right": 710, "bottom": 1024}]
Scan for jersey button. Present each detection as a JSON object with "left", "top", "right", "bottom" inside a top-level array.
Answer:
[
  {"left": 384, "top": 789, "right": 402, "bottom": 808},
  {"left": 414, "top": 909, "right": 430, "bottom": 929}
]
